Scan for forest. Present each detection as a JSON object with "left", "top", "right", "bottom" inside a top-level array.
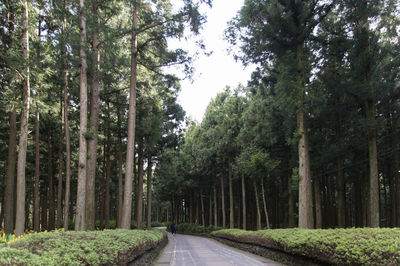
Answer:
[{"left": 1, "top": 0, "right": 400, "bottom": 240}]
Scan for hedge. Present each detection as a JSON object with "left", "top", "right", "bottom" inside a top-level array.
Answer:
[
  {"left": 0, "top": 229, "right": 165, "bottom": 265},
  {"left": 211, "top": 228, "right": 400, "bottom": 265}
]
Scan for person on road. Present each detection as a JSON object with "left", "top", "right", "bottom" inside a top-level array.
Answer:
[{"left": 171, "top": 223, "right": 176, "bottom": 234}]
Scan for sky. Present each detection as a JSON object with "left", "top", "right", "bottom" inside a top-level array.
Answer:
[{"left": 168, "top": 0, "right": 255, "bottom": 122}]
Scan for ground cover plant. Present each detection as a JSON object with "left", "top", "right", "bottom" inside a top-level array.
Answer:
[
  {"left": 212, "top": 228, "right": 400, "bottom": 265},
  {"left": 0, "top": 229, "right": 165, "bottom": 265}
]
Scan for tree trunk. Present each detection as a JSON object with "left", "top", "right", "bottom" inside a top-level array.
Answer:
[
  {"left": 122, "top": 2, "right": 139, "bottom": 229},
  {"left": 253, "top": 179, "right": 261, "bottom": 230},
  {"left": 288, "top": 171, "right": 295, "bottom": 227},
  {"left": 75, "top": 0, "right": 88, "bottom": 231},
  {"left": 4, "top": 104, "right": 16, "bottom": 234},
  {"left": 389, "top": 123, "right": 397, "bottom": 226},
  {"left": 261, "top": 180, "right": 270, "bottom": 229},
  {"left": 367, "top": 100, "right": 379, "bottom": 227},
  {"left": 189, "top": 193, "right": 193, "bottom": 224},
  {"left": 213, "top": 184, "right": 218, "bottom": 227},
  {"left": 105, "top": 139, "right": 111, "bottom": 229},
  {"left": 147, "top": 156, "right": 153, "bottom": 230},
  {"left": 117, "top": 112, "right": 123, "bottom": 228},
  {"left": 41, "top": 190, "right": 48, "bottom": 230},
  {"left": 337, "top": 157, "right": 346, "bottom": 228},
  {"left": 47, "top": 131, "right": 55, "bottom": 230},
  {"left": 136, "top": 140, "right": 145, "bottom": 229},
  {"left": 394, "top": 120, "right": 400, "bottom": 227},
  {"left": 33, "top": 103, "right": 40, "bottom": 232},
  {"left": 15, "top": 0, "right": 30, "bottom": 236},
  {"left": 314, "top": 176, "right": 322, "bottom": 229},
  {"left": 200, "top": 190, "right": 205, "bottom": 226},
  {"left": 220, "top": 175, "right": 226, "bottom": 228},
  {"left": 56, "top": 104, "right": 63, "bottom": 229},
  {"left": 241, "top": 173, "right": 246, "bottom": 230},
  {"left": 62, "top": 0, "right": 71, "bottom": 231},
  {"left": 297, "top": 108, "right": 314, "bottom": 229},
  {"left": 228, "top": 161, "right": 234, "bottom": 228},
  {"left": 85, "top": 1, "right": 101, "bottom": 230},
  {"left": 209, "top": 191, "right": 212, "bottom": 226}
]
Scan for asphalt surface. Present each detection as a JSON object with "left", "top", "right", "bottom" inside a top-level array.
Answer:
[{"left": 153, "top": 233, "right": 282, "bottom": 266}]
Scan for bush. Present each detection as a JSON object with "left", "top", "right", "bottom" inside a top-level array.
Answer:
[
  {"left": 174, "top": 223, "right": 222, "bottom": 234},
  {"left": 0, "top": 229, "right": 165, "bottom": 265},
  {"left": 211, "top": 228, "right": 400, "bottom": 265}
]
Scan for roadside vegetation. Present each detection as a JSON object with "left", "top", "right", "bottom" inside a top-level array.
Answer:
[
  {"left": 212, "top": 228, "right": 400, "bottom": 265},
  {"left": 0, "top": 229, "right": 165, "bottom": 265}
]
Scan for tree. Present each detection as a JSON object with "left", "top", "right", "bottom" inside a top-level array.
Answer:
[
  {"left": 15, "top": 0, "right": 31, "bottom": 237},
  {"left": 227, "top": 0, "right": 334, "bottom": 229},
  {"left": 75, "top": 0, "right": 88, "bottom": 231}
]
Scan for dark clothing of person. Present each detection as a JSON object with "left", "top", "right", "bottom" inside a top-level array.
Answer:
[{"left": 171, "top": 223, "right": 176, "bottom": 234}]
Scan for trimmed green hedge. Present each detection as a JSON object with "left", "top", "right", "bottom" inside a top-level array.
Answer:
[
  {"left": 211, "top": 228, "right": 400, "bottom": 265},
  {"left": 174, "top": 223, "right": 222, "bottom": 234},
  {"left": 0, "top": 229, "right": 165, "bottom": 265}
]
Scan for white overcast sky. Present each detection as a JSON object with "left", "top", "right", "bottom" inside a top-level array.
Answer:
[{"left": 168, "top": 0, "right": 255, "bottom": 122}]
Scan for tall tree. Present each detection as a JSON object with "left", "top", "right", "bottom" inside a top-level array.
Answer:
[
  {"left": 75, "top": 0, "right": 88, "bottom": 231},
  {"left": 121, "top": 1, "right": 139, "bottom": 229},
  {"left": 85, "top": 0, "right": 101, "bottom": 230},
  {"left": 15, "top": 0, "right": 31, "bottom": 237}
]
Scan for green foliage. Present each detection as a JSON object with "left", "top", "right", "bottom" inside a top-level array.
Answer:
[
  {"left": 175, "top": 223, "right": 222, "bottom": 234},
  {"left": 0, "top": 234, "right": 12, "bottom": 248},
  {"left": 212, "top": 228, "right": 400, "bottom": 265},
  {"left": 0, "top": 229, "right": 165, "bottom": 266}
]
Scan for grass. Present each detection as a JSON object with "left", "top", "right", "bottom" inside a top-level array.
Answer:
[
  {"left": 211, "top": 228, "right": 400, "bottom": 265},
  {"left": 0, "top": 229, "right": 165, "bottom": 265}
]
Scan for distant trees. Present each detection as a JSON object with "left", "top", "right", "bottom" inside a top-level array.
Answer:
[{"left": 153, "top": 0, "right": 400, "bottom": 230}]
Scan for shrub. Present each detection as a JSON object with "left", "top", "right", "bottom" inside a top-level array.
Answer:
[
  {"left": 0, "top": 229, "right": 165, "bottom": 265},
  {"left": 212, "top": 228, "right": 400, "bottom": 265}
]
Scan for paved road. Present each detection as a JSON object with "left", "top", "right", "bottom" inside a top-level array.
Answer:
[{"left": 153, "top": 233, "right": 282, "bottom": 266}]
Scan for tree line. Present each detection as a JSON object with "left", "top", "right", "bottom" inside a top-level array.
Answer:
[
  {"left": 153, "top": 0, "right": 400, "bottom": 230},
  {"left": 0, "top": 0, "right": 210, "bottom": 236}
]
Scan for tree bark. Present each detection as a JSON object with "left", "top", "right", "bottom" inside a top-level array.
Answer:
[
  {"left": 146, "top": 156, "right": 153, "bottom": 230},
  {"left": 253, "top": 179, "right": 261, "bottom": 230},
  {"left": 15, "top": 0, "right": 30, "bottom": 236},
  {"left": 200, "top": 190, "right": 205, "bottom": 226},
  {"left": 337, "top": 157, "right": 346, "bottom": 228},
  {"left": 122, "top": 2, "right": 139, "bottom": 229},
  {"left": 297, "top": 108, "right": 314, "bottom": 229},
  {"left": 41, "top": 190, "right": 48, "bottom": 230},
  {"left": 367, "top": 100, "right": 379, "bottom": 227},
  {"left": 209, "top": 191, "right": 212, "bottom": 226},
  {"left": 213, "top": 184, "right": 218, "bottom": 227},
  {"left": 389, "top": 121, "right": 397, "bottom": 226},
  {"left": 4, "top": 104, "right": 16, "bottom": 234},
  {"left": 314, "top": 175, "right": 322, "bottom": 229},
  {"left": 228, "top": 161, "right": 234, "bottom": 228},
  {"left": 220, "top": 175, "right": 226, "bottom": 228},
  {"left": 288, "top": 171, "right": 295, "bottom": 227},
  {"left": 56, "top": 104, "right": 63, "bottom": 229},
  {"left": 394, "top": 120, "right": 400, "bottom": 227},
  {"left": 241, "top": 173, "right": 246, "bottom": 230},
  {"left": 47, "top": 130, "right": 55, "bottom": 230},
  {"left": 105, "top": 137, "right": 111, "bottom": 229},
  {"left": 33, "top": 103, "right": 40, "bottom": 232},
  {"left": 117, "top": 111, "right": 123, "bottom": 228},
  {"left": 62, "top": 0, "right": 71, "bottom": 231},
  {"left": 136, "top": 139, "right": 145, "bottom": 229},
  {"left": 261, "top": 180, "right": 270, "bottom": 229},
  {"left": 85, "top": 1, "right": 101, "bottom": 230},
  {"left": 75, "top": 0, "right": 88, "bottom": 231}
]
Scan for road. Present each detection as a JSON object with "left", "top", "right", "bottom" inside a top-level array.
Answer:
[{"left": 153, "top": 233, "right": 282, "bottom": 266}]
